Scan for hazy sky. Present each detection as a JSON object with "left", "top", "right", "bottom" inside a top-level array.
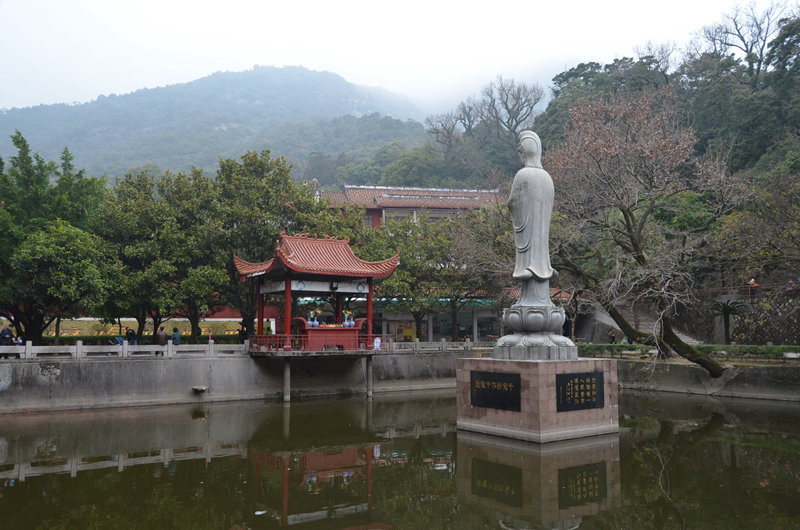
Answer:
[{"left": 0, "top": 0, "right": 772, "bottom": 112}]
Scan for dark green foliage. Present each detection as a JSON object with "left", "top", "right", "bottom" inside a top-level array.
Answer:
[{"left": 695, "top": 343, "right": 800, "bottom": 358}]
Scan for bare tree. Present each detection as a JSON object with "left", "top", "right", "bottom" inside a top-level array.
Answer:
[
  {"left": 701, "top": 1, "right": 787, "bottom": 89},
  {"left": 455, "top": 96, "right": 486, "bottom": 138},
  {"left": 424, "top": 111, "right": 459, "bottom": 149},
  {"left": 482, "top": 76, "right": 545, "bottom": 147},
  {"left": 547, "top": 87, "right": 743, "bottom": 377}
]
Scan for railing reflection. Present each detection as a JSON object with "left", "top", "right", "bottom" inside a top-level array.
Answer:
[{"left": 0, "top": 443, "right": 247, "bottom": 482}]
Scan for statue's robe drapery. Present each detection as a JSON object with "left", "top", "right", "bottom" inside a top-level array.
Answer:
[{"left": 508, "top": 165, "right": 555, "bottom": 281}]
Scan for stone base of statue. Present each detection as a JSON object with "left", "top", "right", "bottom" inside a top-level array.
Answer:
[
  {"left": 456, "top": 356, "right": 618, "bottom": 443},
  {"left": 457, "top": 430, "right": 621, "bottom": 529},
  {"left": 456, "top": 282, "right": 618, "bottom": 443}
]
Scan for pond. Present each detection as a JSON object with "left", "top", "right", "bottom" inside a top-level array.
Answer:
[{"left": 1, "top": 390, "right": 799, "bottom": 529}]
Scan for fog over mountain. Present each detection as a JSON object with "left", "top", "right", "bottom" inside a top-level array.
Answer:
[{"left": 0, "top": 66, "right": 426, "bottom": 178}]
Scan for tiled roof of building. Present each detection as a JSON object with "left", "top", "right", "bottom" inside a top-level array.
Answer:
[
  {"left": 234, "top": 232, "right": 399, "bottom": 279},
  {"left": 322, "top": 185, "right": 504, "bottom": 210}
]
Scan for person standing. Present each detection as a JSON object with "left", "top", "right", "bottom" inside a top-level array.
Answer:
[{"left": 155, "top": 326, "right": 168, "bottom": 356}]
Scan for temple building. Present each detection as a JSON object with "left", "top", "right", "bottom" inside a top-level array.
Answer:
[{"left": 321, "top": 185, "right": 504, "bottom": 227}]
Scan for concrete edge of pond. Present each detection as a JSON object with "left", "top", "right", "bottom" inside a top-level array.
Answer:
[
  {"left": 616, "top": 359, "right": 800, "bottom": 402},
  {"left": 0, "top": 353, "right": 797, "bottom": 414}
]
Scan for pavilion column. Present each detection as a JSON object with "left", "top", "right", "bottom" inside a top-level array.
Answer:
[
  {"left": 367, "top": 278, "right": 374, "bottom": 347},
  {"left": 257, "top": 288, "right": 264, "bottom": 335},
  {"left": 283, "top": 272, "right": 292, "bottom": 337},
  {"left": 335, "top": 294, "right": 343, "bottom": 325}
]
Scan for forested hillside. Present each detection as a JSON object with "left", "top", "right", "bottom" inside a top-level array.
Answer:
[{"left": 0, "top": 66, "right": 425, "bottom": 178}]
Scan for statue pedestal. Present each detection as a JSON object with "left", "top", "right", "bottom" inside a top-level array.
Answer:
[
  {"left": 456, "top": 356, "right": 618, "bottom": 443},
  {"left": 457, "top": 430, "right": 621, "bottom": 529}
]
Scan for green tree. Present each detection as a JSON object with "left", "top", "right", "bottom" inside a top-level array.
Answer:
[
  {"left": 380, "top": 144, "right": 452, "bottom": 187},
  {"left": 160, "top": 170, "right": 228, "bottom": 341},
  {"left": 94, "top": 170, "right": 178, "bottom": 339},
  {"left": 373, "top": 214, "right": 450, "bottom": 339},
  {"left": 216, "top": 150, "right": 336, "bottom": 336},
  {"left": 96, "top": 169, "right": 229, "bottom": 342},
  {"left": 0, "top": 132, "right": 107, "bottom": 341},
  {"left": 10, "top": 220, "right": 118, "bottom": 343},
  {"left": 535, "top": 55, "right": 671, "bottom": 150}
]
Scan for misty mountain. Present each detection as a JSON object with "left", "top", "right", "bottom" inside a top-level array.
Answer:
[{"left": 0, "top": 66, "right": 426, "bottom": 177}]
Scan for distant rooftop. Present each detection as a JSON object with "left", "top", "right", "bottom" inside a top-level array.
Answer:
[{"left": 321, "top": 185, "right": 504, "bottom": 210}]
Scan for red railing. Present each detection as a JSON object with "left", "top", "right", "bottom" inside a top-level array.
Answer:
[
  {"left": 696, "top": 282, "right": 798, "bottom": 300},
  {"left": 250, "top": 334, "right": 393, "bottom": 352}
]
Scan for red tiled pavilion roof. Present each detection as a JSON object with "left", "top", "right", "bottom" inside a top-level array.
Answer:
[
  {"left": 234, "top": 232, "right": 399, "bottom": 279},
  {"left": 322, "top": 185, "right": 503, "bottom": 210}
]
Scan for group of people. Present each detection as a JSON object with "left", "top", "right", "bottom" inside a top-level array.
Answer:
[{"left": 123, "top": 326, "right": 182, "bottom": 347}]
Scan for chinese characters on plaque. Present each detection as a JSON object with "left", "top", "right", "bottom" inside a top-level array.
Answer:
[
  {"left": 556, "top": 372, "right": 604, "bottom": 412},
  {"left": 470, "top": 371, "right": 522, "bottom": 412},
  {"left": 557, "top": 461, "right": 607, "bottom": 508},
  {"left": 470, "top": 457, "right": 523, "bottom": 508}
]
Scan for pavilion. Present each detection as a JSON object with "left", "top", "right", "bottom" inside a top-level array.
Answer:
[{"left": 233, "top": 232, "right": 399, "bottom": 348}]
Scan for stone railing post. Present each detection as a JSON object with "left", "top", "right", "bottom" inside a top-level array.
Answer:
[
  {"left": 440, "top": 338, "right": 446, "bottom": 352},
  {"left": 413, "top": 338, "right": 419, "bottom": 352},
  {"left": 75, "top": 340, "right": 85, "bottom": 359},
  {"left": 465, "top": 337, "right": 471, "bottom": 351},
  {"left": 207, "top": 339, "right": 214, "bottom": 357},
  {"left": 243, "top": 339, "right": 249, "bottom": 354},
  {"left": 122, "top": 340, "right": 129, "bottom": 359},
  {"left": 24, "top": 341, "right": 33, "bottom": 359},
  {"left": 167, "top": 340, "right": 175, "bottom": 358}
]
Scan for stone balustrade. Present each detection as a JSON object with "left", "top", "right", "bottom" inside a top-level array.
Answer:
[
  {"left": 0, "top": 339, "right": 247, "bottom": 360},
  {"left": 0, "top": 338, "right": 482, "bottom": 360}
]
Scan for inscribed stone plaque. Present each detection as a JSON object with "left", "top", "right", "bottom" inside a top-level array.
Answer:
[
  {"left": 556, "top": 372, "right": 604, "bottom": 412},
  {"left": 471, "top": 457, "right": 523, "bottom": 507},
  {"left": 557, "top": 461, "right": 607, "bottom": 508},
  {"left": 470, "top": 371, "right": 521, "bottom": 412}
]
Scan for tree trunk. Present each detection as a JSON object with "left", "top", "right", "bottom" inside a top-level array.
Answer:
[
  {"left": 450, "top": 302, "right": 460, "bottom": 341},
  {"left": 597, "top": 296, "right": 652, "bottom": 343},
  {"left": 661, "top": 316, "right": 724, "bottom": 378},
  {"left": 149, "top": 310, "right": 167, "bottom": 342},
  {"left": 599, "top": 295, "right": 724, "bottom": 377},
  {"left": 722, "top": 309, "right": 731, "bottom": 344},
  {"left": 412, "top": 312, "right": 426, "bottom": 340},
  {"left": 186, "top": 303, "right": 203, "bottom": 343}
]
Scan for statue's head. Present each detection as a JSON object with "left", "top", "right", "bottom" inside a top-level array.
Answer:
[{"left": 518, "top": 130, "right": 542, "bottom": 168}]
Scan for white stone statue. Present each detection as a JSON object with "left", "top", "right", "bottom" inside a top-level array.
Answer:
[
  {"left": 509, "top": 130, "right": 555, "bottom": 283},
  {"left": 495, "top": 130, "right": 576, "bottom": 355}
]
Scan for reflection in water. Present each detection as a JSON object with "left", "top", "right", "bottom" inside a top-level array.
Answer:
[
  {"left": 0, "top": 390, "right": 799, "bottom": 528},
  {"left": 457, "top": 432, "right": 620, "bottom": 529}
]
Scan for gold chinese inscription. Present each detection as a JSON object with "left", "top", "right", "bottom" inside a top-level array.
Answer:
[
  {"left": 558, "top": 461, "right": 607, "bottom": 508},
  {"left": 470, "top": 371, "right": 521, "bottom": 412},
  {"left": 556, "top": 372, "right": 604, "bottom": 412},
  {"left": 471, "top": 457, "right": 523, "bottom": 508}
]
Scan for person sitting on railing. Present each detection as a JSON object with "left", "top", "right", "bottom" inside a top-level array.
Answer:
[
  {"left": 125, "top": 327, "right": 137, "bottom": 345},
  {"left": 1, "top": 323, "right": 13, "bottom": 345},
  {"left": 1, "top": 323, "right": 16, "bottom": 359},
  {"left": 171, "top": 327, "right": 181, "bottom": 345}
]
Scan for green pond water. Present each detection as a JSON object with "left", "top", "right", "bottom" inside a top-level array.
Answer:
[{"left": 1, "top": 390, "right": 799, "bottom": 529}]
